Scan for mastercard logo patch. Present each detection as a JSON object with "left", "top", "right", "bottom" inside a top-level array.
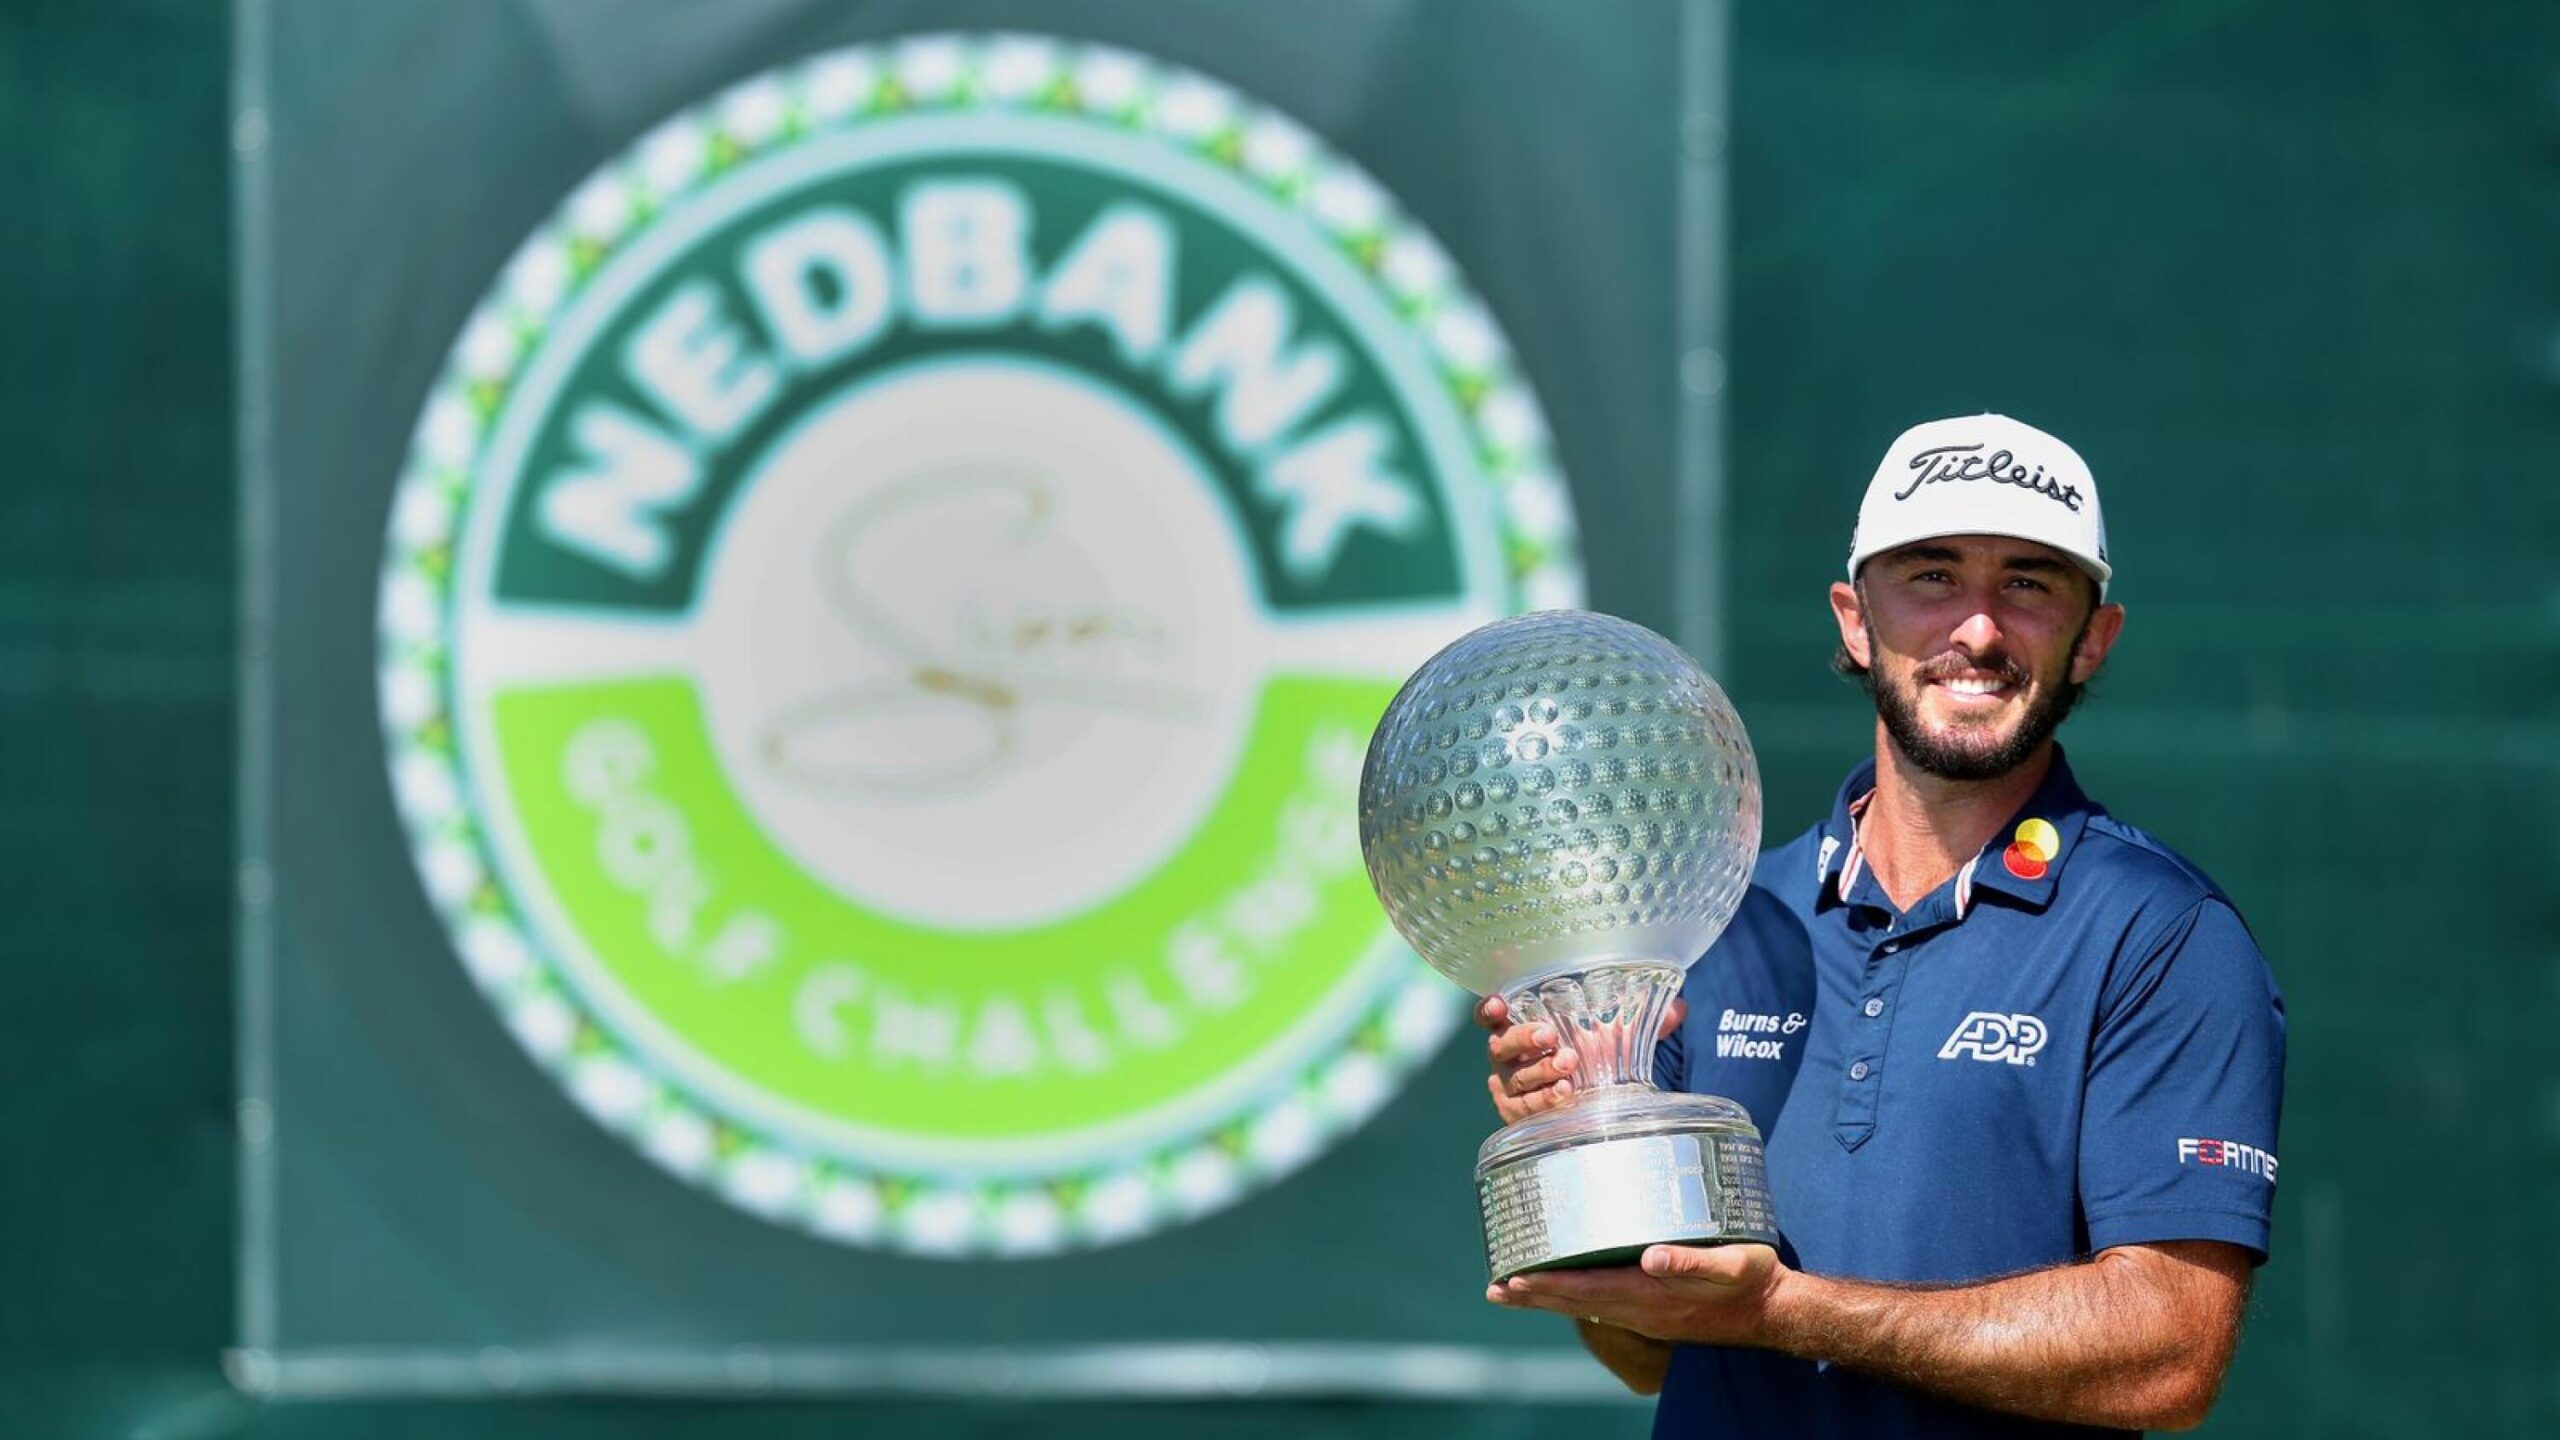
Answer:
[{"left": 2004, "top": 817, "right": 2060, "bottom": 880}]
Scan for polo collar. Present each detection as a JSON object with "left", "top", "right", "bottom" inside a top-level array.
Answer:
[{"left": 1811, "top": 747, "right": 2103, "bottom": 920}]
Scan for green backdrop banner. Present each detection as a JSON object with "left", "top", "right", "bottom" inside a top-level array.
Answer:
[
  {"left": 235, "top": 0, "right": 1700, "bottom": 1400},
  {"left": 6, "top": 1, "right": 2556, "bottom": 1437}
]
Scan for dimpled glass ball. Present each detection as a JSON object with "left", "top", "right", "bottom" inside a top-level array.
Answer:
[{"left": 1357, "top": 610, "right": 1762, "bottom": 996}]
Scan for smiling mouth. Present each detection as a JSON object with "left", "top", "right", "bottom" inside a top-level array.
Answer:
[{"left": 1933, "top": 674, "right": 2015, "bottom": 698}]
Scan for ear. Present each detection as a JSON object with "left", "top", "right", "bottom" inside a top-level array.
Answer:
[
  {"left": 2069, "top": 602, "right": 2126, "bottom": 685},
  {"left": 1829, "top": 580, "right": 1871, "bottom": 669}
]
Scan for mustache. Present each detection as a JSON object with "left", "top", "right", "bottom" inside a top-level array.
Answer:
[{"left": 1914, "top": 652, "right": 2031, "bottom": 687}]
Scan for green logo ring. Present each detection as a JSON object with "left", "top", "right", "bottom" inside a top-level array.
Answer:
[{"left": 377, "top": 32, "right": 1584, "bottom": 1257}]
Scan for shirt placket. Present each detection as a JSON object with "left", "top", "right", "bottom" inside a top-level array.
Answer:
[{"left": 1833, "top": 893, "right": 1958, "bottom": 1151}]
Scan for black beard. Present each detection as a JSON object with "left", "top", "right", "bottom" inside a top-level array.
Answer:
[{"left": 1860, "top": 633, "right": 2086, "bottom": 783}]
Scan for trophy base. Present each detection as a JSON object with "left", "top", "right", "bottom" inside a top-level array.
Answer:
[{"left": 1475, "top": 1091, "right": 1778, "bottom": 1282}]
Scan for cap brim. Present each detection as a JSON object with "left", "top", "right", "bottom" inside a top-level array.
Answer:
[{"left": 1849, "top": 525, "right": 2112, "bottom": 589}]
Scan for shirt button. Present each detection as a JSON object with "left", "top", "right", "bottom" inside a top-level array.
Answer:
[
  {"left": 1849, "top": 1061, "right": 1871, "bottom": 1081},
  {"left": 1881, "top": 942, "right": 1900, "bottom": 955},
  {"left": 1862, "top": 997, "right": 1885, "bottom": 1017}
]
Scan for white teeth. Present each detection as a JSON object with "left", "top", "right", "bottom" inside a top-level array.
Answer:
[{"left": 1942, "top": 677, "right": 2007, "bottom": 695}]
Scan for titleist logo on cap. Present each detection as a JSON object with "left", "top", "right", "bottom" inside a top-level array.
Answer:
[{"left": 1893, "top": 443, "right": 2086, "bottom": 512}]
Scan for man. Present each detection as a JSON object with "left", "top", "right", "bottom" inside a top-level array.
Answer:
[{"left": 1479, "top": 414, "right": 2286, "bottom": 1436}]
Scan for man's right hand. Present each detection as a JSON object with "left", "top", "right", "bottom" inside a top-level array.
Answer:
[{"left": 1478, "top": 994, "right": 1685, "bottom": 1126}]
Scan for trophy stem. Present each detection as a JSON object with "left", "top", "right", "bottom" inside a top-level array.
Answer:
[{"left": 1502, "top": 961, "right": 1685, "bottom": 1095}]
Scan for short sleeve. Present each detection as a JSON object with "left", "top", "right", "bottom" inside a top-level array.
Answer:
[
  {"left": 2079, "top": 898, "right": 2287, "bottom": 1259},
  {"left": 1659, "top": 885, "right": 1816, "bottom": 1134}
]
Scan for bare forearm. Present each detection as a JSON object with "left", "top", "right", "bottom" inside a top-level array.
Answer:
[
  {"left": 1758, "top": 1249, "right": 2245, "bottom": 1431},
  {"left": 1575, "top": 1318, "right": 1673, "bottom": 1395},
  {"left": 1498, "top": 1240, "right": 2253, "bottom": 1430}
]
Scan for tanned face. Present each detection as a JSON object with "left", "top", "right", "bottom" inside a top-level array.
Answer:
[{"left": 1830, "top": 537, "right": 2124, "bottom": 782}]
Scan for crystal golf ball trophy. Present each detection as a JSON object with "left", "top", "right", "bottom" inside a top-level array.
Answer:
[{"left": 1358, "top": 610, "right": 1777, "bottom": 1281}]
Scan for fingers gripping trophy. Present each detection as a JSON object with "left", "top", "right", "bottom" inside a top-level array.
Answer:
[{"left": 1357, "top": 611, "right": 1779, "bottom": 1281}]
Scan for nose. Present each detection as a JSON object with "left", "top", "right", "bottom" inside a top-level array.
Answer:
[{"left": 1951, "top": 609, "right": 2002, "bottom": 657}]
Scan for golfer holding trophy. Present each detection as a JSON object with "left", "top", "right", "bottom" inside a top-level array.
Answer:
[{"left": 1359, "top": 414, "right": 2286, "bottom": 1438}]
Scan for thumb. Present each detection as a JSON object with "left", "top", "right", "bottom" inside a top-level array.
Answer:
[{"left": 1641, "top": 1241, "right": 1777, "bottom": 1288}]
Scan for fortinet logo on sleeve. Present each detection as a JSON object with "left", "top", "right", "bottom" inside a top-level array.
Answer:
[
  {"left": 1937, "top": 1011, "right": 2048, "bottom": 1065},
  {"left": 2177, "top": 1137, "right": 2279, "bottom": 1185}
]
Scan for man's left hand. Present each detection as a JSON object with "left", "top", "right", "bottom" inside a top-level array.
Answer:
[{"left": 1487, "top": 1241, "right": 1784, "bottom": 1346}]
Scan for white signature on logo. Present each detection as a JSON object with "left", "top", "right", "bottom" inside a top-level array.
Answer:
[{"left": 759, "top": 468, "right": 1205, "bottom": 799}]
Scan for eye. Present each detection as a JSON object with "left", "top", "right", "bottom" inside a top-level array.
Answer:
[{"left": 2005, "top": 575, "right": 2050, "bottom": 594}]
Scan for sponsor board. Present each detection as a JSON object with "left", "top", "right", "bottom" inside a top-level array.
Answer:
[{"left": 377, "top": 34, "right": 1581, "bottom": 1256}]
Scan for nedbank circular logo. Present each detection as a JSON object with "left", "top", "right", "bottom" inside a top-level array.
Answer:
[{"left": 379, "top": 33, "right": 1583, "bottom": 1256}]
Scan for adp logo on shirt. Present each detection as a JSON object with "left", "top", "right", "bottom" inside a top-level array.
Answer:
[{"left": 1938, "top": 1011, "right": 2049, "bottom": 1066}]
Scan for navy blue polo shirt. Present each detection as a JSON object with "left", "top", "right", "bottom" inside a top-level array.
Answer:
[{"left": 1654, "top": 748, "right": 2286, "bottom": 1440}]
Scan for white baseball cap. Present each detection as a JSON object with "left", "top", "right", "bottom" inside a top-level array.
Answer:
[{"left": 1847, "top": 413, "right": 2111, "bottom": 598}]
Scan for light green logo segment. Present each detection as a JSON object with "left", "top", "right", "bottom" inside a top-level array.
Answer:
[
  {"left": 492, "top": 676, "right": 1394, "bottom": 1140},
  {"left": 377, "top": 33, "right": 1585, "bottom": 1257}
]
